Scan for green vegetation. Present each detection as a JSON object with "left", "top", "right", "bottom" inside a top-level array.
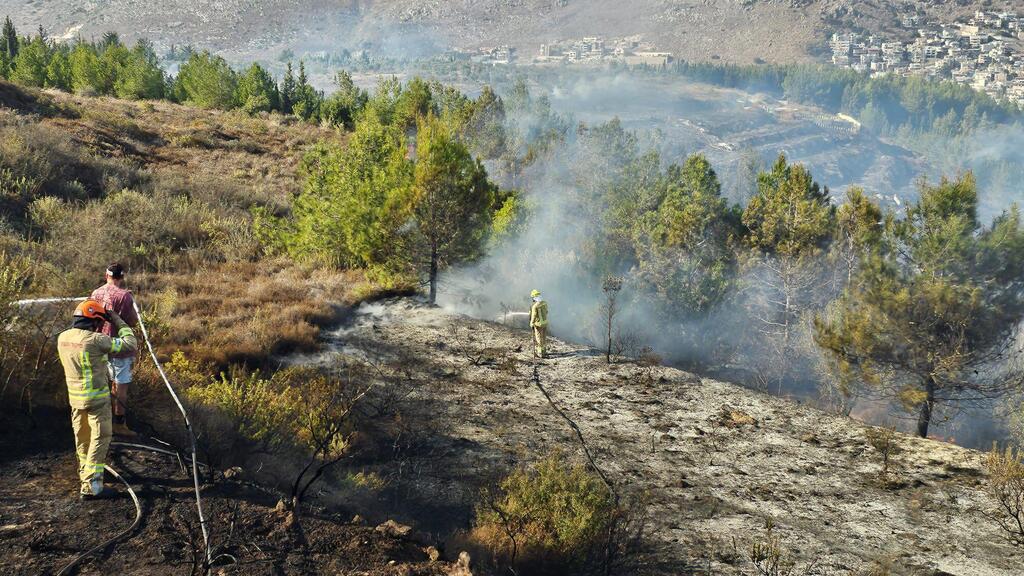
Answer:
[
  {"left": 2, "top": 13, "right": 1024, "bottom": 449},
  {"left": 469, "top": 451, "right": 617, "bottom": 575},
  {"left": 816, "top": 175, "right": 1024, "bottom": 437},
  {"left": 260, "top": 78, "right": 508, "bottom": 300},
  {"left": 0, "top": 20, "right": 337, "bottom": 124},
  {"left": 185, "top": 363, "right": 367, "bottom": 524},
  {"left": 672, "top": 60, "right": 1020, "bottom": 138},
  {"left": 473, "top": 79, "right": 1024, "bottom": 437}
]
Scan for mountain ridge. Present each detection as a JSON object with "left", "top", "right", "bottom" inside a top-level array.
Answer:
[{"left": 5, "top": 0, "right": 1014, "bottom": 65}]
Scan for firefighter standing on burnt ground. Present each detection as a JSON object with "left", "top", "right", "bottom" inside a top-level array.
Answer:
[
  {"left": 530, "top": 289, "right": 549, "bottom": 358},
  {"left": 57, "top": 300, "right": 138, "bottom": 499}
]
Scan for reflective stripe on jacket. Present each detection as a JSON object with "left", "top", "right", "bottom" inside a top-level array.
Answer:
[
  {"left": 530, "top": 300, "right": 549, "bottom": 328},
  {"left": 58, "top": 324, "right": 138, "bottom": 409}
]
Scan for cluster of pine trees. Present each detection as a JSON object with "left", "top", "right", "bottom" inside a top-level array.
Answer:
[
  {"left": 671, "top": 60, "right": 1021, "bottom": 138},
  {"left": 571, "top": 122, "right": 1024, "bottom": 438},
  {"left": 258, "top": 78, "right": 511, "bottom": 303},
  {"left": 255, "top": 74, "right": 1024, "bottom": 439},
  {"left": 0, "top": 18, "right": 363, "bottom": 126}
]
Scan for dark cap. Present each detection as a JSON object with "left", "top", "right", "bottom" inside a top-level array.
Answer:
[{"left": 106, "top": 263, "right": 126, "bottom": 279}]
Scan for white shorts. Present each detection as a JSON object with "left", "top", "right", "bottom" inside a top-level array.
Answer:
[{"left": 108, "top": 356, "right": 134, "bottom": 385}]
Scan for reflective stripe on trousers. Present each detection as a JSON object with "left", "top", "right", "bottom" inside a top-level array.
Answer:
[{"left": 71, "top": 402, "right": 112, "bottom": 491}]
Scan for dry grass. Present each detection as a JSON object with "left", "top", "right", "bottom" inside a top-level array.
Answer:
[
  {"left": 6, "top": 82, "right": 342, "bottom": 212},
  {"left": 0, "top": 82, "right": 382, "bottom": 449},
  {"left": 132, "top": 260, "right": 375, "bottom": 371}
]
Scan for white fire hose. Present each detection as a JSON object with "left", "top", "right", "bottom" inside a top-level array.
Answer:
[{"left": 11, "top": 295, "right": 212, "bottom": 570}]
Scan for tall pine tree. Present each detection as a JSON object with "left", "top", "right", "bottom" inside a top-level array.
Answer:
[
  {"left": 279, "top": 62, "right": 296, "bottom": 114},
  {"left": 1, "top": 17, "right": 17, "bottom": 59},
  {"left": 816, "top": 175, "right": 1024, "bottom": 437}
]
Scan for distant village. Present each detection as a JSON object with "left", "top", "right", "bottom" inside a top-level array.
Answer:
[
  {"left": 829, "top": 10, "right": 1024, "bottom": 105},
  {"left": 446, "top": 35, "right": 673, "bottom": 68}
]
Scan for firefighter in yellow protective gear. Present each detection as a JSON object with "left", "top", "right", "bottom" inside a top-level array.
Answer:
[
  {"left": 57, "top": 300, "right": 138, "bottom": 499},
  {"left": 529, "top": 289, "right": 549, "bottom": 358}
]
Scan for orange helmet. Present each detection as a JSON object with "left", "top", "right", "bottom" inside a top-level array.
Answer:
[{"left": 74, "top": 300, "right": 108, "bottom": 320}]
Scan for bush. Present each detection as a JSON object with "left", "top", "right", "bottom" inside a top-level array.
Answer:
[
  {"left": 33, "top": 189, "right": 215, "bottom": 289},
  {"left": 186, "top": 366, "right": 297, "bottom": 455},
  {"left": 985, "top": 445, "right": 1024, "bottom": 548},
  {"left": 468, "top": 450, "right": 616, "bottom": 575},
  {"left": 0, "top": 121, "right": 140, "bottom": 227},
  {"left": 0, "top": 252, "right": 66, "bottom": 412}
]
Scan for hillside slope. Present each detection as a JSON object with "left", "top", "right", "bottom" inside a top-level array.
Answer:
[
  {"left": 6, "top": 0, "right": 1015, "bottom": 65},
  {"left": 303, "top": 298, "right": 1023, "bottom": 575}
]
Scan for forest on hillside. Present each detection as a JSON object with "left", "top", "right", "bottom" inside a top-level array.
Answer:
[
  {"left": 4, "top": 15, "right": 1024, "bottom": 444},
  {"left": 4, "top": 16, "right": 1024, "bottom": 573}
]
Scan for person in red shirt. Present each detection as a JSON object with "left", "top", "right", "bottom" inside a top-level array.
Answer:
[{"left": 90, "top": 263, "right": 139, "bottom": 437}]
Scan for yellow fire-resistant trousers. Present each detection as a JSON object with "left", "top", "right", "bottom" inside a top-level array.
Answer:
[
  {"left": 71, "top": 402, "right": 111, "bottom": 493},
  {"left": 533, "top": 326, "right": 547, "bottom": 357}
]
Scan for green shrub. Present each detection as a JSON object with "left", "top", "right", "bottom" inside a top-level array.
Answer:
[
  {"left": 186, "top": 367, "right": 297, "bottom": 452},
  {"left": 469, "top": 451, "right": 616, "bottom": 575}
]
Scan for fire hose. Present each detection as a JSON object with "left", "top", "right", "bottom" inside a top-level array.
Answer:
[
  {"left": 11, "top": 296, "right": 212, "bottom": 571},
  {"left": 54, "top": 465, "right": 141, "bottom": 576}
]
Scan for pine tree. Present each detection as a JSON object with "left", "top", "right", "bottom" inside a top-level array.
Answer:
[
  {"left": 291, "top": 61, "right": 321, "bottom": 121},
  {"left": 279, "top": 62, "right": 296, "bottom": 114},
  {"left": 320, "top": 70, "right": 368, "bottom": 129},
  {"left": 1, "top": 17, "right": 17, "bottom": 59},
  {"left": 174, "top": 51, "right": 238, "bottom": 109},
  {"left": 465, "top": 85, "right": 506, "bottom": 159},
  {"left": 816, "top": 175, "right": 1024, "bottom": 437},
  {"left": 741, "top": 154, "right": 836, "bottom": 392},
  {"left": 69, "top": 42, "right": 103, "bottom": 95},
  {"left": 409, "top": 115, "right": 498, "bottom": 304},
  {"left": 235, "top": 62, "right": 279, "bottom": 114},
  {"left": 10, "top": 35, "right": 50, "bottom": 88},
  {"left": 100, "top": 32, "right": 120, "bottom": 51},
  {"left": 45, "top": 45, "right": 72, "bottom": 91},
  {"left": 637, "top": 154, "right": 740, "bottom": 316},
  {"left": 114, "top": 40, "right": 166, "bottom": 99},
  {"left": 278, "top": 108, "right": 413, "bottom": 270}
]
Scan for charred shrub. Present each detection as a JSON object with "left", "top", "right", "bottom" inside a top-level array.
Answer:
[
  {"left": 864, "top": 425, "right": 902, "bottom": 487},
  {"left": 466, "top": 450, "right": 617, "bottom": 575},
  {"left": 984, "top": 445, "right": 1024, "bottom": 548},
  {"left": 748, "top": 518, "right": 818, "bottom": 576}
]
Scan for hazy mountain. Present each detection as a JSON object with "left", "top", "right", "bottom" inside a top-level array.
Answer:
[{"left": 6, "top": 0, "right": 1013, "bottom": 64}]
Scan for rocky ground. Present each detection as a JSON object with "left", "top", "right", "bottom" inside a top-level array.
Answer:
[{"left": 306, "top": 298, "right": 1024, "bottom": 576}]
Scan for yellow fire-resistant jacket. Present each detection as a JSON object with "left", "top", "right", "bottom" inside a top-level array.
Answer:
[
  {"left": 57, "top": 320, "right": 138, "bottom": 410},
  {"left": 530, "top": 300, "right": 549, "bottom": 328}
]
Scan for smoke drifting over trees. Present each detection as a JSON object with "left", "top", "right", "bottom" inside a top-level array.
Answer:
[
  {"left": 4, "top": 12, "right": 1023, "bottom": 445},
  {"left": 438, "top": 77, "right": 1024, "bottom": 445}
]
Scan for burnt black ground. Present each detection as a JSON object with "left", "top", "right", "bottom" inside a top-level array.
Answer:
[{"left": 0, "top": 409, "right": 451, "bottom": 576}]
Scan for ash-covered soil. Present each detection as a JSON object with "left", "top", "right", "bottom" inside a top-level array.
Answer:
[
  {"left": 316, "top": 298, "right": 1024, "bottom": 575},
  {"left": 0, "top": 413, "right": 454, "bottom": 576}
]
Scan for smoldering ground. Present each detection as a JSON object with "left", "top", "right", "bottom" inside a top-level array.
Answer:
[{"left": 436, "top": 70, "right": 1024, "bottom": 449}]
